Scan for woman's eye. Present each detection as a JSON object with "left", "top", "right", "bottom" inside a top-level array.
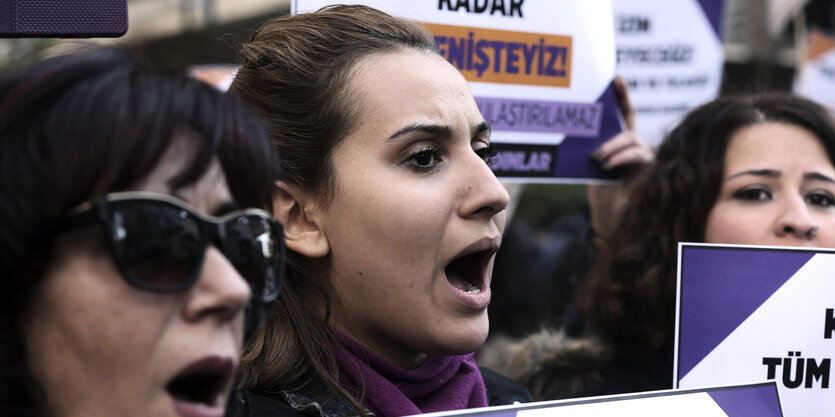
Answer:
[
  {"left": 806, "top": 192, "right": 835, "bottom": 207},
  {"left": 474, "top": 144, "right": 498, "bottom": 164},
  {"left": 733, "top": 188, "right": 771, "bottom": 201},
  {"left": 406, "top": 147, "right": 441, "bottom": 171}
]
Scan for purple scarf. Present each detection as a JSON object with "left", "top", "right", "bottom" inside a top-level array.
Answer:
[{"left": 330, "top": 329, "right": 488, "bottom": 417}]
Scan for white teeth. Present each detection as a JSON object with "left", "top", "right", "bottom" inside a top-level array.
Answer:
[{"left": 464, "top": 282, "right": 480, "bottom": 294}]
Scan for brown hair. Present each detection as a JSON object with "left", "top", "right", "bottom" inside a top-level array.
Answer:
[
  {"left": 229, "top": 4, "right": 437, "bottom": 412},
  {"left": 576, "top": 92, "right": 835, "bottom": 352}
]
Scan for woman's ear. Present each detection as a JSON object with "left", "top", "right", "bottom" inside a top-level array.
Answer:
[{"left": 272, "top": 180, "right": 330, "bottom": 258}]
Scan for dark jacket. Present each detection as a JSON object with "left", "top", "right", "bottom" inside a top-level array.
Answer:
[
  {"left": 229, "top": 367, "right": 532, "bottom": 417},
  {"left": 477, "top": 326, "right": 672, "bottom": 401}
]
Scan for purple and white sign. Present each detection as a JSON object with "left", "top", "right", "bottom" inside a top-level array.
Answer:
[
  {"left": 675, "top": 243, "right": 834, "bottom": 417},
  {"left": 294, "top": 0, "right": 621, "bottom": 183},
  {"left": 409, "top": 383, "right": 782, "bottom": 417}
]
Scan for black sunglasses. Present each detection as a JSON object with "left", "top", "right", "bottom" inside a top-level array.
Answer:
[{"left": 55, "top": 191, "right": 284, "bottom": 303}]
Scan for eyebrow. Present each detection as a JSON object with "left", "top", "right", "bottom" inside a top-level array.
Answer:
[
  {"left": 726, "top": 169, "right": 780, "bottom": 180},
  {"left": 725, "top": 169, "right": 835, "bottom": 184},
  {"left": 804, "top": 172, "right": 835, "bottom": 183},
  {"left": 388, "top": 121, "right": 491, "bottom": 140},
  {"left": 389, "top": 123, "right": 452, "bottom": 139},
  {"left": 474, "top": 121, "right": 491, "bottom": 137}
]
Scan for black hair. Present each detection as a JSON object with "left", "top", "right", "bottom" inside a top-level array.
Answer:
[{"left": 0, "top": 47, "right": 278, "bottom": 417}]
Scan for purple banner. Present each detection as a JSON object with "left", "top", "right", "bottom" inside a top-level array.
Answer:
[
  {"left": 475, "top": 96, "right": 603, "bottom": 137},
  {"left": 488, "top": 143, "right": 558, "bottom": 178}
]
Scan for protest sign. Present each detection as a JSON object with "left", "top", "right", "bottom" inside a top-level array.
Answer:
[
  {"left": 612, "top": 0, "right": 725, "bottom": 147},
  {"left": 676, "top": 243, "right": 834, "bottom": 417},
  {"left": 410, "top": 382, "right": 782, "bottom": 417},
  {"left": 293, "top": 0, "right": 620, "bottom": 183},
  {"left": 795, "top": 29, "right": 835, "bottom": 113}
]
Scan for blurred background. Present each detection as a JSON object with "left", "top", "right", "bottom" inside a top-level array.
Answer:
[{"left": 0, "top": 0, "right": 830, "bottom": 91}]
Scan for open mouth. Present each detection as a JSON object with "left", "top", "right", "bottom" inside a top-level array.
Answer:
[
  {"left": 444, "top": 248, "right": 495, "bottom": 295},
  {"left": 166, "top": 357, "right": 233, "bottom": 409}
]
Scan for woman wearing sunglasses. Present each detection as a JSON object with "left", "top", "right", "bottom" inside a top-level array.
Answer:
[
  {"left": 228, "top": 5, "right": 531, "bottom": 417},
  {"left": 0, "top": 48, "right": 284, "bottom": 417}
]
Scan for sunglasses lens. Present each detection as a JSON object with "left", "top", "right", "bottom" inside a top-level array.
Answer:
[
  {"left": 108, "top": 202, "right": 202, "bottom": 291},
  {"left": 223, "top": 214, "right": 281, "bottom": 302}
]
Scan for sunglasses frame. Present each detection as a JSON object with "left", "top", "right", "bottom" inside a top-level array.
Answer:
[{"left": 55, "top": 191, "right": 284, "bottom": 302}]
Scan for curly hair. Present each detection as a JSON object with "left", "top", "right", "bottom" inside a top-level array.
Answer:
[{"left": 576, "top": 92, "right": 835, "bottom": 351}]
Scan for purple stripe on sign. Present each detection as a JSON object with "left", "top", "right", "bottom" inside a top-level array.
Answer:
[
  {"left": 476, "top": 412, "right": 517, "bottom": 417},
  {"left": 678, "top": 246, "right": 813, "bottom": 379},
  {"left": 488, "top": 143, "right": 558, "bottom": 177},
  {"left": 555, "top": 80, "right": 621, "bottom": 179},
  {"left": 709, "top": 383, "right": 783, "bottom": 417},
  {"left": 475, "top": 96, "right": 603, "bottom": 137},
  {"left": 696, "top": 0, "right": 724, "bottom": 40}
]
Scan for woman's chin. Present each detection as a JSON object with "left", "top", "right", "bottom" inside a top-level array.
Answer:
[{"left": 430, "top": 316, "right": 489, "bottom": 356}]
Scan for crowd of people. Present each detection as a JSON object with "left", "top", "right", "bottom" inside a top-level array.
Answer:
[{"left": 1, "top": 4, "right": 833, "bottom": 417}]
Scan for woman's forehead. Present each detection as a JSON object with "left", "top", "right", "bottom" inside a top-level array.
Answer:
[{"left": 348, "top": 50, "right": 481, "bottom": 132}]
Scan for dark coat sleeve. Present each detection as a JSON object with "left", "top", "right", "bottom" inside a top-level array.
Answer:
[
  {"left": 479, "top": 367, "right": 533, "bottom": 405},
  {"left": 227, "top": 390, "right": 307, "bottom": 417}
]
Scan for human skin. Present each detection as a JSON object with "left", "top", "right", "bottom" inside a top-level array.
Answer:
[
  {"left": 23, "top": 139, "right": 251, "bottom": 417},
  {"left": 313, "top": 50, "right": 510, "bottom": 370},
  {"left": 704, "top": 122, "right": 835, "bottom": 247}
]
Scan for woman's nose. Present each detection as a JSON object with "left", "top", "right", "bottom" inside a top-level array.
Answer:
[
  {"left": 774, "top": 196, "right": 818, "bottom": 241},
  {"left": 183, "top": 247, "right": 251, "bottom": 323},
  {"left": 458, "top": 152, "right": 510, "bottom": 219}
]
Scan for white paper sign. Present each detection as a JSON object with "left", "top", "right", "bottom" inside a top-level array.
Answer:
[
  {"left": 795, "top": 29, "right": 835, "bottom": 114},
  {"left": 613, "top": 0, "right": 725, "bottom": 147},
  {"left": 410, "top": 383, "right": 783, "bottom": 417}
]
